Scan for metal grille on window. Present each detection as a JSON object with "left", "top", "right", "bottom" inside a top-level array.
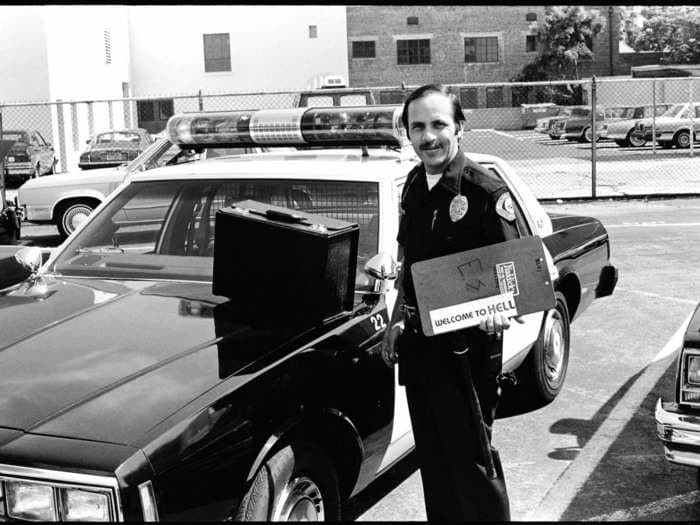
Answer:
[
  {"left": 203, "top": 33, "right": 231, "bottom": 72},
  {"left": 352, "top": 40, "right": 376, "bottom": 59},
  {"left": 464, "top": 36, "right": 498, "bottom": 63},
  {"left": 397, "top": 39, "right": 430, "bottom": 65},
  {"left": 104, "top": 29, "right": 111, "bottom": 65}
]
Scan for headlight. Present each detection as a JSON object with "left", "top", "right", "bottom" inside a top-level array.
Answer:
[
  {"left": 1, "top": 480, "right": 115, "bottom": 521},
  {"left": 6, "top": 481, "right": 57, "bottom": 521},
  {"left": 62, "top": 488, "right": 111, "bottom": 521},
  {"left": 687, "top": 354, "right": 700, "bottom": 385}
]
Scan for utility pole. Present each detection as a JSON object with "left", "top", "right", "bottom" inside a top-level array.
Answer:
[{"left": 608, "top": 6, "right": 615, "bottom": 76}]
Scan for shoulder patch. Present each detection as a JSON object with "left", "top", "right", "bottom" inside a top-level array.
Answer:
[{"left": 495, "top": 192, "right": 516, "bottom": 222}]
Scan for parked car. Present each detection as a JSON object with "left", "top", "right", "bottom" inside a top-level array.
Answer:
[
  {"left": 655, "top": 302, "right": 700, "bottom": 487},
  {"left": 18, "top": 136, "right": 266, "bottom": 238},
  {"left": 549, "top": 106, "right": 604, "bottom": 142},
  {"left": 633, "top": 102, "right": 700, "bottom": 149},
  {"left": 1, "top": 129, "right": 58, "bottom": 186},
  {"left": 0, "top": 106, "right": 617, "bottom": 521},
  {"left": 294, "top": 87, "right": 377, "bottom": 107},
  {"left": 534, "top": 106, "right": 584, "bottom": 139},
  {"left": 78, "top": 128, "right": 154, "bottom": 170},
  {"left": 597, "top": 104, "right": 674, "bottom": 147}
]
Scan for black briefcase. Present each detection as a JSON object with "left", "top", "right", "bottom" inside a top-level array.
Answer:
[{"left": 213, "top": 200, "right": 359, "bottom": 328}]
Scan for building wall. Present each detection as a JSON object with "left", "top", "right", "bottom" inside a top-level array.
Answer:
[
  {"left": 127, "top": 5, "right": 348, "bottom": 96},
  {"left": 0, "top": 7, "right": 50, "bottom": 103},
  {"left": 347, "top": 5, "right": 620, "bottom": 87}
]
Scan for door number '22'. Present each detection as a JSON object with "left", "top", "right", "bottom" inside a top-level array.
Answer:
[{"left": 370, "top": 313, "right": 387, "bottom": 332}]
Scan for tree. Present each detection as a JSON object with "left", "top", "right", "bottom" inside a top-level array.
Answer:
[
  {"left": 625, "top": 6, "right": 700, "bottom": 64},
  {"left": 511, "top": 6, "right": 604, "bottom": 105}
]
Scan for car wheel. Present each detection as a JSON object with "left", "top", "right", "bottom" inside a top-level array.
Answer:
[
  {"left": 548, "top": 134, "right": 560, "bottom": 140},
  {"left": 674, "top": 130, "right": 692, "bottom": 149},
  {"left": 582, "top": 127, "right": 592, "bottom": 143},
  {"left": 519, "top": 292, "right": 570, "bottom": 406},
  {"left": 57, "top": 200, "right": 97, "bottom": 238},
  {"left": 627, "top": 131, "right": 646, "bottom": 148},
  {"left": 614, "top": 139, "right": 628, "bottom": 147},
  {"left": 234, "top": 442, "right": 341, "bottom": 521},
  {"left": 0, "top": 208, "right": 20, "bottom": 244}
]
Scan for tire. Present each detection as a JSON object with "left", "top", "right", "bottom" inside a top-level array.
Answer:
[
  {"left": 0, "top": 208, "right": 20, "bottom": 244},
  {"left": 581, "top": 127, "right": 592, "bottom": 143},
  {"left": 56, "top": 200, "right": 97, "bottom": 238},
  {"left": 235, "top": 442, "right": 341, "bottom": 522},
  {"left": 659, "top": 141, "right": 674, "bottom": 149},
  {"left": 674, "top": 130, "right": 692, "bottom": 149},
  {"left": 627, "top": 130, "right": 647, "bottom": 148},
  {"left": 548, "top": 134, "right": 560, "bottom": 140},
  {"left": 614, "top": 139, "right": 628, "bottom": 147},
  {"left": 519, "top": 292, "right": 570, "bottom": 406}
]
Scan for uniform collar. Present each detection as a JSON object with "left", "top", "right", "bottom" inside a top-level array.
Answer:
[{"left": 437, "top": 149, "right": 467, "bottom": 195}]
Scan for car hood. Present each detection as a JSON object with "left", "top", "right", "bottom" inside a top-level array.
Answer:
[
  {"left": 18, "top": 166, "right": 124, "bottom": 192},
  {"left": 0, "top": 276, "right": 292, "bottom": 446}
]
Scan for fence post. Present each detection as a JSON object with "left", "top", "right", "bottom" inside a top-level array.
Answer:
[
  {"left": 108, "top": 100, "right": 114, "bottom": 129},
  {"left": 0, "top": 108, "right": 5, "bottom": 210},
  {"left": 591, "top": 76, "right": 597, "bottom": 199},
  {"left": 652, "top": 79, "right": 656, "bottom": 156},
  {"left": 198, "top": 89, "right": 204, "bottom": 111},
  {"left": 690, "top": 77, "right": 695, "bottom": 158},
  {"left": 87, "top": 101, "right": 94, "bottom": 139},
  {"left": 55, "top": 100, "right": 68, "bottom": 173}
]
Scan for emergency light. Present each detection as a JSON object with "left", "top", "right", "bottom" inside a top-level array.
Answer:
[{"left": 166, "top": 106, "right": 405, "bottom": 148}]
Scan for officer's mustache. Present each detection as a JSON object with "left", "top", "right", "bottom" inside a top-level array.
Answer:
[{"left": 419, "top": 142, "right": 441, "bottom": 150}]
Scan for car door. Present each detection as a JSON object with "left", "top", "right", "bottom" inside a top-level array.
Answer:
[{"left": 482, "top": 161, "right": 553, "bottom": 369}]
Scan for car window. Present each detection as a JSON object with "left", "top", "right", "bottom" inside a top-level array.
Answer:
[
  {"left": 96, "top": 132, "right": 141, "bottom": 143},
  {"left": 53, "top": 179, "right": 380, "bottom": 290},
  {"left": 304, "top": 96, "right": 335, "bottom": 107},
  {"left": 339, "top": 94, "right": 368, "bottom": 106}
]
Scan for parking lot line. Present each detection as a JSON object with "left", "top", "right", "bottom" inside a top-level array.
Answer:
[
  {"left": 583, "top": 490, "right": 700, "bottom": 521},
  {"left": 524, "top": 313, "right": 693, "bottom": 521},
  {"left": 607, "top": 222, "right": 700, "bottom": 229},
  {"left": 615, "top": 287, "right": 698, "bottom": 307}
]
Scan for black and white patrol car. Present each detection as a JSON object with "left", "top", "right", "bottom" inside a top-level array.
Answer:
[{"left": 0, "top": 106, "right": 616, "bottom": 521}]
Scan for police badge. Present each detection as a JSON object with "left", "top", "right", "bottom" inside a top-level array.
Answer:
[{"left": 449, "top": 194, "right": 468, "bottom": 222}]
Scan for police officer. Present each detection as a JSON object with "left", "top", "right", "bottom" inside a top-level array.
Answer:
[{"left": 381, "top": 84, "right": 522, "bottom": 521}]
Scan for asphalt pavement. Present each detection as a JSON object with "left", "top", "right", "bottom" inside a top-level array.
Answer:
[{"left": 18, "top": 197, "right": 700, "bottom": 521}]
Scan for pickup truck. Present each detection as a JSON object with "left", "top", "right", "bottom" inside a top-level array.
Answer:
[{"left": 0, "top": 106, "right": 617, "bottom": 521}]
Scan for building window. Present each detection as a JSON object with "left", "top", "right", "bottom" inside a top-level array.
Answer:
[
  {"left": 203, "top": 33, "right": 231, "bottom": 72},
  {"left": 464, "top": 37, "right": 499, "bottom": 63},
  {"left": 526, "top": 12, "right": 537, "bottom": 22},
  {"left": 511, "top": 86, "right": 530, "bottom": 107},
  {"left": 397, "top": 39, "right": 431, "bottom": 65},
  {"left": 352, "top": 41, "right": 376, "bottom": 59},
  {"left": 309, "top": 25, "right": 318, "bottom": 38},
  {"left": 580, "top": 34, "right": 594, "bottom": 60},
  {"left": 407, "top": 16, "right": 419, "bottom": 25},
  {"left": 104, "top": 29, "right": 111, "bottom": 65},
  {"left": 158, "top": 100, "right": 174, "bottom": 120},
  {"left": 459, "top": 88, "right": 479, "bottom": 109},
  {"left": 486, "top": 87, "right": 504, "bottom": 108},
  {"left": 137, "top": 100, "right": 154, "bottom": 122},
  {"left": 526, "top": 34, "right": 537, "bottom": 53}
]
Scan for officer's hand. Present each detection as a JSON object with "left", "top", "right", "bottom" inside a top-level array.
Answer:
[
  {"left": 381, "top": 323, "right": 403, "bottom": 368},
  {"left": 479, "top": 313, "right": 514, "bottom": 338}
]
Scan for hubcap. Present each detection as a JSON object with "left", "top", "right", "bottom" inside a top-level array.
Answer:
[
  {"left": 679, "top": 133, "right": 690, "bottom": 147},
  {"left": 584, "top": 128, "right": 591, "bottom": 142},
  {"left": 64, "top": 206, "right": 92, "bottom": 233},
  {"left": 629, "top": 132, "right": 645, "bottom": 147},
  {"left": 543, "top": 309, "right": 565, "bottom": 384},
  {"left": 272, "top": 476, "right": 324, "bottom": 521}
]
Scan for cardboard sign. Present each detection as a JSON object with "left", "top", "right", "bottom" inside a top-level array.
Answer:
[{"left": 410, "top": 236, "right": 556, "bottom": 336}]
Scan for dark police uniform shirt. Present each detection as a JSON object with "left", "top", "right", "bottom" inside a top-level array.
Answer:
[{"left": 396, "top": 149, "right": 521, "bottom": 386}]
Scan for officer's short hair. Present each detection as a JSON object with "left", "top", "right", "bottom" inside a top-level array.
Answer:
[{"left": 401, "top": 84, "right": 466, "bottom": 138}]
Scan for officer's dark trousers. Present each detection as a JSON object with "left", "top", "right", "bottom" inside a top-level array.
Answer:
[{"left": 398, "top": 325, "right": 510, "bottom": 522}]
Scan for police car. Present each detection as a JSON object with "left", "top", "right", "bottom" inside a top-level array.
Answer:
[{"left": 0, "top": 106, "right": 616, "bottom": 520}]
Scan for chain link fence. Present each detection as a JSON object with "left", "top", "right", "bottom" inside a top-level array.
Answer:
[{"left": 3, "top": 77, "right": 700, "bottom": 200}]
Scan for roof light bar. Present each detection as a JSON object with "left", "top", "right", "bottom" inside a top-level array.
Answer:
[{"left": 166, "top": 106, "right": 405, "bottom": 148}]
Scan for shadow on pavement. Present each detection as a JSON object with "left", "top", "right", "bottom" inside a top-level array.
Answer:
[
  {"left": 559, "top": 359, "right": 700, "bottom": 521},
  {"left": 342, "top": 450, "right": 419, "bottom": 521}
]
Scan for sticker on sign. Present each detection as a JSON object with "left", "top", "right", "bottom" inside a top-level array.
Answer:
[{"left": 428, "top": 292, "right": 517, "bottom": 335}]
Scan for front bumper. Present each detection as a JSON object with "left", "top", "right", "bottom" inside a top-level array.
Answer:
[{"left": 655, "top": 398, "right": 700, "bottom": 467}]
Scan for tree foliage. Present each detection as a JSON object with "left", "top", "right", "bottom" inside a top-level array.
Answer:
[{"left": 625, "top": 6, "right": 700, "bottom": 64}]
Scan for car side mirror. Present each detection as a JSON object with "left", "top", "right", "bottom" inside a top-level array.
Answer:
[
  {"left": 364, "top": 251, "right": 400, "bottom": 292},
  {"left": 0, "top": 246, "right": 43, "bottom": 290}
]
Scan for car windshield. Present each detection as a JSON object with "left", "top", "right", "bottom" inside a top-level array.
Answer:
[
  {"left": 51, "top": 178, "right": 380, "bottom": 289},
  {"left": 95, "top": 132, "right": 141, "bottom": 143}
]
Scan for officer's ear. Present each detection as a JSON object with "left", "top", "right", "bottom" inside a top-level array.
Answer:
[{"left": 455, "top": 122, "right": 464, "bottom": 140}]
